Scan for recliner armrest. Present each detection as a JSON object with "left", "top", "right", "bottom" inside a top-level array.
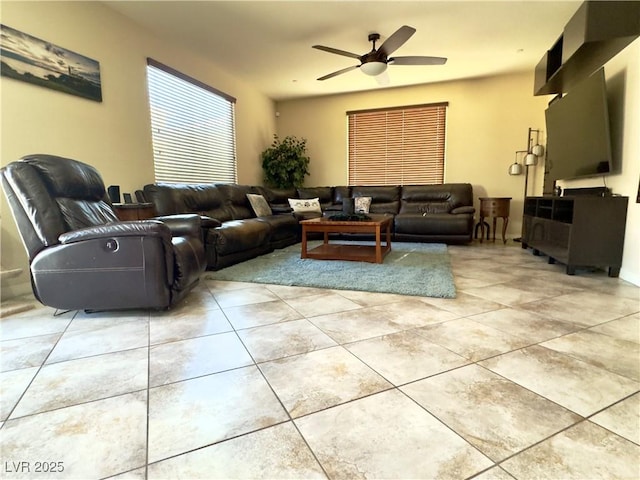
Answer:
[
  {"left": 59, "top": 220, "right": 171, "bottom": 244},
  {"left": 153, "top": 214, "right": 202, "bottom": 238},
  {"left": 199, "top": 215, "right": 222, "bottom": 228},
  {"left": 451, "top": 206, "right": 475, "bottom": 214}
]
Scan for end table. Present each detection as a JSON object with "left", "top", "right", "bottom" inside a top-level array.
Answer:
[
  {"left": 112, "top": 202, "right": 155, "bottom": 221},
  {"left": 479, "top": 197, "right": 511, "bottom": 244}
]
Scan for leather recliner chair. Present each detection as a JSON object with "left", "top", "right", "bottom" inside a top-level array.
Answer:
[{"left": 1, "top": 154, "right": 206, "bottom": 311}]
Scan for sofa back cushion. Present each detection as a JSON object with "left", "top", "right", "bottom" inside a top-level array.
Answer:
[
  {"left": 144, "top": 183, "right": 190, "bottom": 215},
  {"left": 351, "top": 186, "right": 400, "bottom": 214},
  {"left": 399, "top": 184, "right": 473, "bottom": 214},
  {"left": 144, "top": 183, "right": 232, "bottom": 221},
  {"left": 215, "top": 184, "right": 254, "bottom": 220},
  {"left": 332, "top": 186, "right": 351, "bottom": 206},
  {"left": 2, "top": 155, "right": 118, "bottom": 259},
  {"left": 255, "top": 186, "right": 297, "bottom": 208},
  {"left": 24, "top": 155, "right": 118, "bottom": 232},
  {"left": 297, "top": 187, "right": 333, "bottom": 210},
  {"left": 182, "top": 185, "right": 227, "bottom": 220}
]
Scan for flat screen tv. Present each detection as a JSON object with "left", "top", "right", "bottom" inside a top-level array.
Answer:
[{"left": 544, "top": 68, "right": 613, "bottom": 188}]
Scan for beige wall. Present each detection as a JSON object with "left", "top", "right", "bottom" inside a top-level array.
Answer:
[
  {"left": 275, "top": 43, "right": 640, "bottom": 285},
  {"left": 275, "top": 71, "right": 550, "bottom": 236},
  {"left": 0, "top": 1, "right": 276, "bottom": 298}
]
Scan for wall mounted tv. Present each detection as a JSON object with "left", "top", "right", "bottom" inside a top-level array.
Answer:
[{"left": 544, "top": 67, "right": 613, "bottom": 189}]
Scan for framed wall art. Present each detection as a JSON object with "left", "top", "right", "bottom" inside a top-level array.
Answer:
[{"left": 0, "top": 24, "right": 102, "bottom": 102}]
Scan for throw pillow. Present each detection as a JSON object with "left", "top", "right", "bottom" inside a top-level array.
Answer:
[
  {"left": 247, "top": 194, "right": 272, "bottom": 217},
  {"left": 354, "top": 196, "right": 372, "bottom": 214},
  {"left": 288, "top": 197, "right": 322, "bottom": 214}
]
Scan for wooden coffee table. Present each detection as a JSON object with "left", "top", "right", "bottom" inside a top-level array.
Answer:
[{"left": 300, "top": 214, "right": 392, "bottom": 263}]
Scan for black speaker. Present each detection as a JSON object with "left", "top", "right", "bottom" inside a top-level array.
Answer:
[
  {"left": 135, "top": 190, "right": 147, "bottom": 203},
  {"left": 107, "top": 185, "right": 120, "bottom": 203}
]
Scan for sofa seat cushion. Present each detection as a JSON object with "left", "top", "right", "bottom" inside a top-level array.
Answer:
[
  {"left": 209, "top": 219, "right": 271, "bottom": 255},
  {"left": 257, "top": 214, "right": 299, "bottom": 242},
  {"left": 399, "top": 202, "right": 451, "bottom": 214},
  {"left": 395, "top": 213, "right": 473, "bottom": 235}
]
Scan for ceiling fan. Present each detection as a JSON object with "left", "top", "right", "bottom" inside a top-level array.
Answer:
[{"left": 313, "top": 25, "right": 447, "bottom": 81}]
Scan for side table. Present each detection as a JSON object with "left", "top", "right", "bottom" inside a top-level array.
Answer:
[
  {"left": 113, "top": 203, "right": 155, "bottom": 221},
  {"left": 479, "top": 197, "right": 511, "bottom": 244}
]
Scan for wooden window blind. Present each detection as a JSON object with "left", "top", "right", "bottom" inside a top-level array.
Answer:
[
  {"left": 348, "top": 102, "right": 448, "bottom": 185},
  {"left": 146, "top": 58, "right": 237, "bottom": 184}
]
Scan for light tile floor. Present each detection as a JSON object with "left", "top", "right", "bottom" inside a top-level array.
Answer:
[{"left": 1, "top": 242, "right": 639, "bottom": 479}]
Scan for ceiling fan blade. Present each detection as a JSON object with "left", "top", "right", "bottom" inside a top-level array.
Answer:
[
  {"left": 312, "top": 45, "right": 361, "bottom": 60},
  {"left": 389, "top": 56, "right": 447, "bottom": 65},
  {"left": 378, "top": 25, "right": 416, "bottom": 56},
  {"left": 317, "top": 64, "right": 359, "bottom": 81}
]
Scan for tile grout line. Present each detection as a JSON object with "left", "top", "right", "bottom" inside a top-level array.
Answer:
[
  {"left": 152, "top": 280, "right": 333, "bottom": 477},
  {"left": 2, "top": 308, "right": 77, "bottom": 424},
  {"left": 145, "top": 309, "right": 151, "bottom": 480}
]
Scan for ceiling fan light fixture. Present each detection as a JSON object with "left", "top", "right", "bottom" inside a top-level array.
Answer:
[{"left": 360, "top": 61, "right": 387, "bottom": 76}]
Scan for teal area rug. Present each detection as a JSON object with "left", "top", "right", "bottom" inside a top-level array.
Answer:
[{"left": 206, "top": 241, "right": 456, "bottom": 298}]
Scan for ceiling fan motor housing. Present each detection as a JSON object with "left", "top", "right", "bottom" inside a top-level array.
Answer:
[{"left": 364, "top": 33, "right": 385, "bottom": 63}]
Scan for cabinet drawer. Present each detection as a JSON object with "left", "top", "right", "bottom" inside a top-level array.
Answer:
[
  {"left": 480, "top": 199, "right": 510, "bottom": 217},
  {"left": 483, "top": 206, "right": 509, "bottom": 217}
]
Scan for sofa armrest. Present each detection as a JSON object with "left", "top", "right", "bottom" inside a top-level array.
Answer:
[
  {"left": 270, "top": 205, "right": 294, "bottom": 214},
  {"left": 200, "top": 215, "right": 222, "bottom": 228},
  {"left": 153, "top": 214, "right": 202, "bottom": 238},
  {"left": 451, "top": 206, "right": 475, "bottom": 214},
  {"left": 59, "top": 220, "right": 171, "bottom": 244}
]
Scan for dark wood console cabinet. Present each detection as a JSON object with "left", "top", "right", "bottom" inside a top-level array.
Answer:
[{"left": 522, "top": 196, "right": 628, "bottom": 276}]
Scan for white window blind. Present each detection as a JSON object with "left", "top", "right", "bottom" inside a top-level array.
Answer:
[
  {"left": 348, "top": 102, "right": 447, "bottom": 185},
  {"left": 146, "top": 58, "right": 237, "bottom": 184}
]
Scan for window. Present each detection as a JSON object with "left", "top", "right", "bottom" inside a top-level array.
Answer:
[
  {"left": 146, "top": 58, "right": 237, "bottom": 184},
  {"left": 348, "top": 102, "right": 447, "bottom": 185}
]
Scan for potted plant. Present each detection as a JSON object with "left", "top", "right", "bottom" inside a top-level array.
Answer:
[{"left": 261, "top": 135, "right": 310, "bottom": 188}]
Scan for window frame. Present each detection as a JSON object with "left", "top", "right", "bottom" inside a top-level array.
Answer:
[
  {"left": 146, "top": 58, "right": 237, "bottom": 184},
  {"left": 347, "top": 102, "right": 448, "bottom": 186}
]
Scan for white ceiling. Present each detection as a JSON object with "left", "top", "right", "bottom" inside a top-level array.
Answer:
[{"left": 105, "top": 1, "right": 582, "bottom": 101}]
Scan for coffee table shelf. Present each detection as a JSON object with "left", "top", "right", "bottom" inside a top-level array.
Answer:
[
  {"left": 304, "top": 243, "right": 390, "bottom": 263},
  {"left": 300, "top": 215, "right": 392, "bottom": 264}
]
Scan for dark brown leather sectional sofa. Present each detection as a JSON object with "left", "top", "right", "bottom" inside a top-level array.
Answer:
[{"left": 143, "top": 182, "right": 475, "bottom": 270}]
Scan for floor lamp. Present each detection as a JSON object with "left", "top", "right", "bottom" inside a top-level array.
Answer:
[
  {"left": 509, "top": 128, "right": 545, "bottom": 241},
  {"left": 523, "top": 128, "right": 544, "bottom": 198}
]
